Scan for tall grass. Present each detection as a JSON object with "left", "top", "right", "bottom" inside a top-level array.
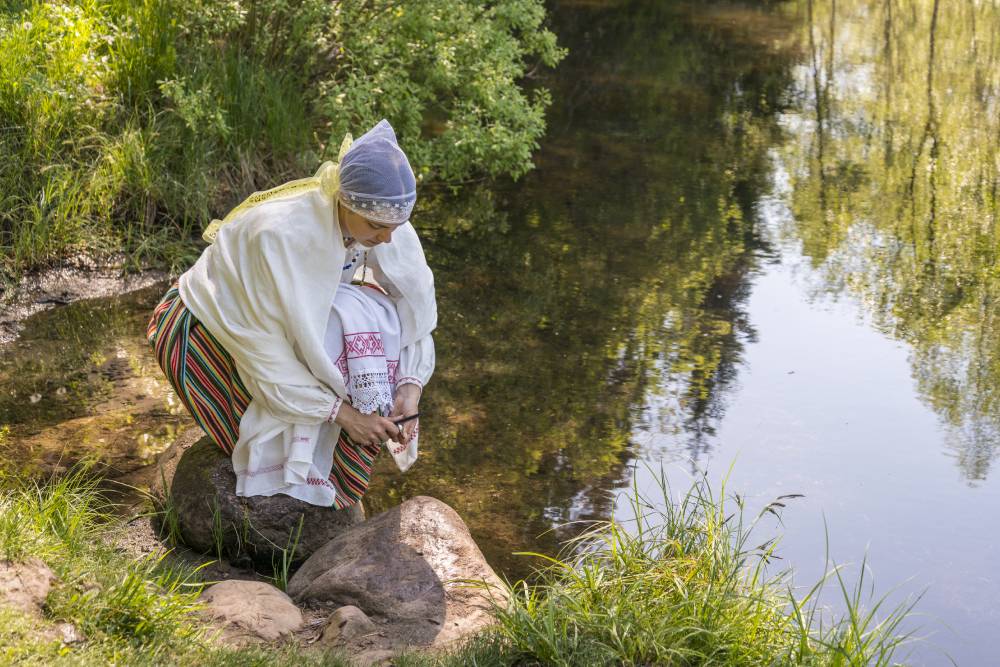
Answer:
[
  {"left": 468, "top": 467, "right": 921, "bottom": 666},
  {"left": 0, "top": 465, "right": 355, "bottom": 664}
]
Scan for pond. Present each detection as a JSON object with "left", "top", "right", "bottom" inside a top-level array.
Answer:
[{"left": 2, "top": 1, "right": 998, "bottom": 664}]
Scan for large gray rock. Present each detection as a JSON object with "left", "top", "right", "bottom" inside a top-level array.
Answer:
[
  {"left": 289, "top": 496, "right": 507, "bottom": 659},
  {"left": 200, "top": 580, "right": 303, "bottom": 645},
  {"left": 169, "top": 436, "right": 364, "bottom": 569}
]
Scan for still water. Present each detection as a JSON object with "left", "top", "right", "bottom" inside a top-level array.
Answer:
[{"left": 2, "top": 0, "right": 998, "bottom": 663}]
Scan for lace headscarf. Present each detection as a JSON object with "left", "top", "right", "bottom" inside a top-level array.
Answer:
[{"left": 337, "top": 119, "right": 416, "bottom": 225}]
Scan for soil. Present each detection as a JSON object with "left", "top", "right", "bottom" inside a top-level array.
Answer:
[{"left": 1, "top": 255, "right": 170, "bottom": 346}]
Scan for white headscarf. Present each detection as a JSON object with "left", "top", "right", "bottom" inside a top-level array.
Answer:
[{"left": 338, "top": 119, "right": 416, "bottom": 225}]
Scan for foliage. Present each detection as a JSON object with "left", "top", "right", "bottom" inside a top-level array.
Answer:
[{"left": 0, "top": 0, "right": 563, "bottom": 277}]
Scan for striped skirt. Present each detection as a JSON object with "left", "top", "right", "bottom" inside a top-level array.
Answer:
[{"left": 146, "top": 284, "right": 381, "bottom": 509}]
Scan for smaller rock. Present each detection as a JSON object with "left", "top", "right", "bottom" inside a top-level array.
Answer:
[
  {"left": 57, "top": 622, "right": 84, "bottom": 645},
  {"left": 0, "top": 559, "right": 56, "bottom": 615},
  {"left": 200, "top": 580, "right": 303, "bottom": 645},
  {"left": 320, "top": 605, "right": 377, "bottom": 645}
]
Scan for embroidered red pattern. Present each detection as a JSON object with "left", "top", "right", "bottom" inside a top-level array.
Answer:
[{"left": 344, "top": 331, "right": 385, "bottom": 358}]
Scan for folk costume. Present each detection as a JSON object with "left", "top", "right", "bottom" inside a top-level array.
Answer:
[{"left": 147, "top": 120, "right": 435, "bottom": 508}]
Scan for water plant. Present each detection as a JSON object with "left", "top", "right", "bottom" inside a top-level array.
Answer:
[{"left": 451, "top": 466, "right": 922, "bottom": 666}]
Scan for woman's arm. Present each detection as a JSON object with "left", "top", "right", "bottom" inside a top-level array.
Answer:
[{"left": 389, "top": 334, "right": 435, "bottom": 440}]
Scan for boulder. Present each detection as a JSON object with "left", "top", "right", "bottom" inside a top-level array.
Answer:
[
  {"left": 200, "top": 580, "right": 303, "bottom": 645},
  {"left": 289, "top": 496, "right": 507, "bottom": 658},
  {"left": 0, "top": 558, "right": 56, "bottom": 615},
  {"left": 169, "top": 436, "right": 364, "bottom": 569},
  {"left": 147, "top": 426, "right": 204, "bottom": 501}
]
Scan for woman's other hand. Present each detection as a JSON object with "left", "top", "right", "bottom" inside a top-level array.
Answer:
[
  {"left": 334, "top": 404, "right": 401, "bottom": 445},
  {"left": 389, "top": 383, "right": 421, "bottom": 441}
]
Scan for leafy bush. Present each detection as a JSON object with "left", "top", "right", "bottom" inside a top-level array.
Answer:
[{"left": 0, "top": 0, "right": 564, "bottom": 277}]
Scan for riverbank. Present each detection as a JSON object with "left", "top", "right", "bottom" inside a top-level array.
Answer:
[
  {"left": 0, "top": 255, "right": 168, "bottom": 346},
  {"left": 0, "top": 264, "right": 919, "bottom": 664},
  {"left": 0, "top": 459, "right": 917, "bottom": 666}
]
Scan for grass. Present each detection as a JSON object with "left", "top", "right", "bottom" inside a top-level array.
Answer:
[
  {"left": 267, "top": 514, "right": 304, "bottom": 592},
  {"left": 0, "top": 463, "right": 920, "bottom": 665},
  {"left": 464, "top": 466, "right": 922, "bottom": 666}
]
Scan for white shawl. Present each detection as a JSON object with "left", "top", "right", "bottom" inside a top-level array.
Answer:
[{"left": 177, "top": 186, "right": 435, "bottom": 504}]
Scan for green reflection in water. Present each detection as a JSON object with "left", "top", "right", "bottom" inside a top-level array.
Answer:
[
  {"left": 365, "top": 0, "right": 801, "bottom": 576},
  {"left": 779, "top": 0, "right": 1000, "bottom": 482},
  {"left": 0, "top": 284, "right": 191, "bottom": 477},
  {"left": 0, "top": 1, "right": 803, "bottom": 579}
]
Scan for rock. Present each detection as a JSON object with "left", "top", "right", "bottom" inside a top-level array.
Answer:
[
  {"left": 147, "top": 426, "right": 204, "bottom": 501},
  {"left": 289, "top": 496, "right": 507, "bottom": 658},
  {"left": 199, "top": 580, "right": 303, "bottom": 644},
  {"left": 169, "top": 436, "right": 364, "bottom": 569},
  {"left": 0, "top": 559, "right": 56, "bottom": 615},
  {"left": 56, "top": 622, "right": 85, "bottom": 645},
  {"left": 319, "top": 605, "right": 377, "bottom": 644},
  {"left": 0, "top": 560, "right": 55, "bottom": 613}
]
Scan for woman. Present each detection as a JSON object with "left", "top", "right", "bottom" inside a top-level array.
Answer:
[{"left": 146, "top": 120, "right": 436, "bottom": 508}]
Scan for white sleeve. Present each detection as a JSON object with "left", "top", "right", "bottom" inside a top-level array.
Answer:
[
  {"left": 366, "top": 247, "right": 436, "bottom": 390},
  {"left": 246, "top": 378, "right": 343, "bottom": 425},
  {"left": 396, "top": 334, "right": 435, "bottom": 390}
]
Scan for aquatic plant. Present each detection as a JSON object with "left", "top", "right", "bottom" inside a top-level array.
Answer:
[{"left": 446, "top": 467, "right": 920, "bottom": 666}]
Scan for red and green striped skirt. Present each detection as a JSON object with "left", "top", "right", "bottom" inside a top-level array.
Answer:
[{"left": 146, "top": 284, "right": 380, "bottom": 509}]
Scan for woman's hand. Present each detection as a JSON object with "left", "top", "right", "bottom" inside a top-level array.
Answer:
[
  {"left": 389, "top": 383, "right": 421, "bottom": 442},
  {"left": 334, "top": 403, "right": 401, "bottom": 446}
]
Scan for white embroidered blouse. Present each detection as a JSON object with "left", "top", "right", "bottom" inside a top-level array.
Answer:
[{"left": 338, "top": 242, "right": 436, "bottom": 402}]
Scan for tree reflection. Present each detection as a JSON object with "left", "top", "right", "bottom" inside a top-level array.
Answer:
[
  {"left": 366, "top": 0, "right": 798, "bottom": 575},
  {"left": 0, "top": 1, "right": 803, "bottom": 576},
  {"left": 780, "top": 0, "right": 1000, "bottom": 481}
]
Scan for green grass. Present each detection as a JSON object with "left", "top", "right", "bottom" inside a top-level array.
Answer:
[
  {"left": 0, "top": 464, "right": 920, "bottom": 665},
  {"left": 463, "top": 467, "right": 921, "bottom": 666}
]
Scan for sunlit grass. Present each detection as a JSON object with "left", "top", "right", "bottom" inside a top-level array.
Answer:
[
  {"left": 448, "top": 466, "right": 921, "bottom": 666},
  {"left": 0, "top": 465, "right": 353, "bottom": 664}
]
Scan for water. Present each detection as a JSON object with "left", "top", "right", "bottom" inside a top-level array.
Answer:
[{"left": 3, "top": 1, "right": 999, "bottom": 663}]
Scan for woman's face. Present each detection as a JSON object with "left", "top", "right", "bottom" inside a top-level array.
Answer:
[{"left": 338, "top": 200, "right": 398, "bottom": 247}]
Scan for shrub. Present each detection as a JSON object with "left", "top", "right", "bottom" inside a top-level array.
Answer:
[{"left": 0, "top": 0, "right": 564, "bottom": 278}]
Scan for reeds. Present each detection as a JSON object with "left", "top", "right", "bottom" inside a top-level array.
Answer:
[{"left": 461, "top": 466, "right": 921, "bottom": 666}]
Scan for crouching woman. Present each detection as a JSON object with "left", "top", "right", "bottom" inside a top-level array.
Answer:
[{"left": 146, "top": 120, "right": 435, "bottom": 509}]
